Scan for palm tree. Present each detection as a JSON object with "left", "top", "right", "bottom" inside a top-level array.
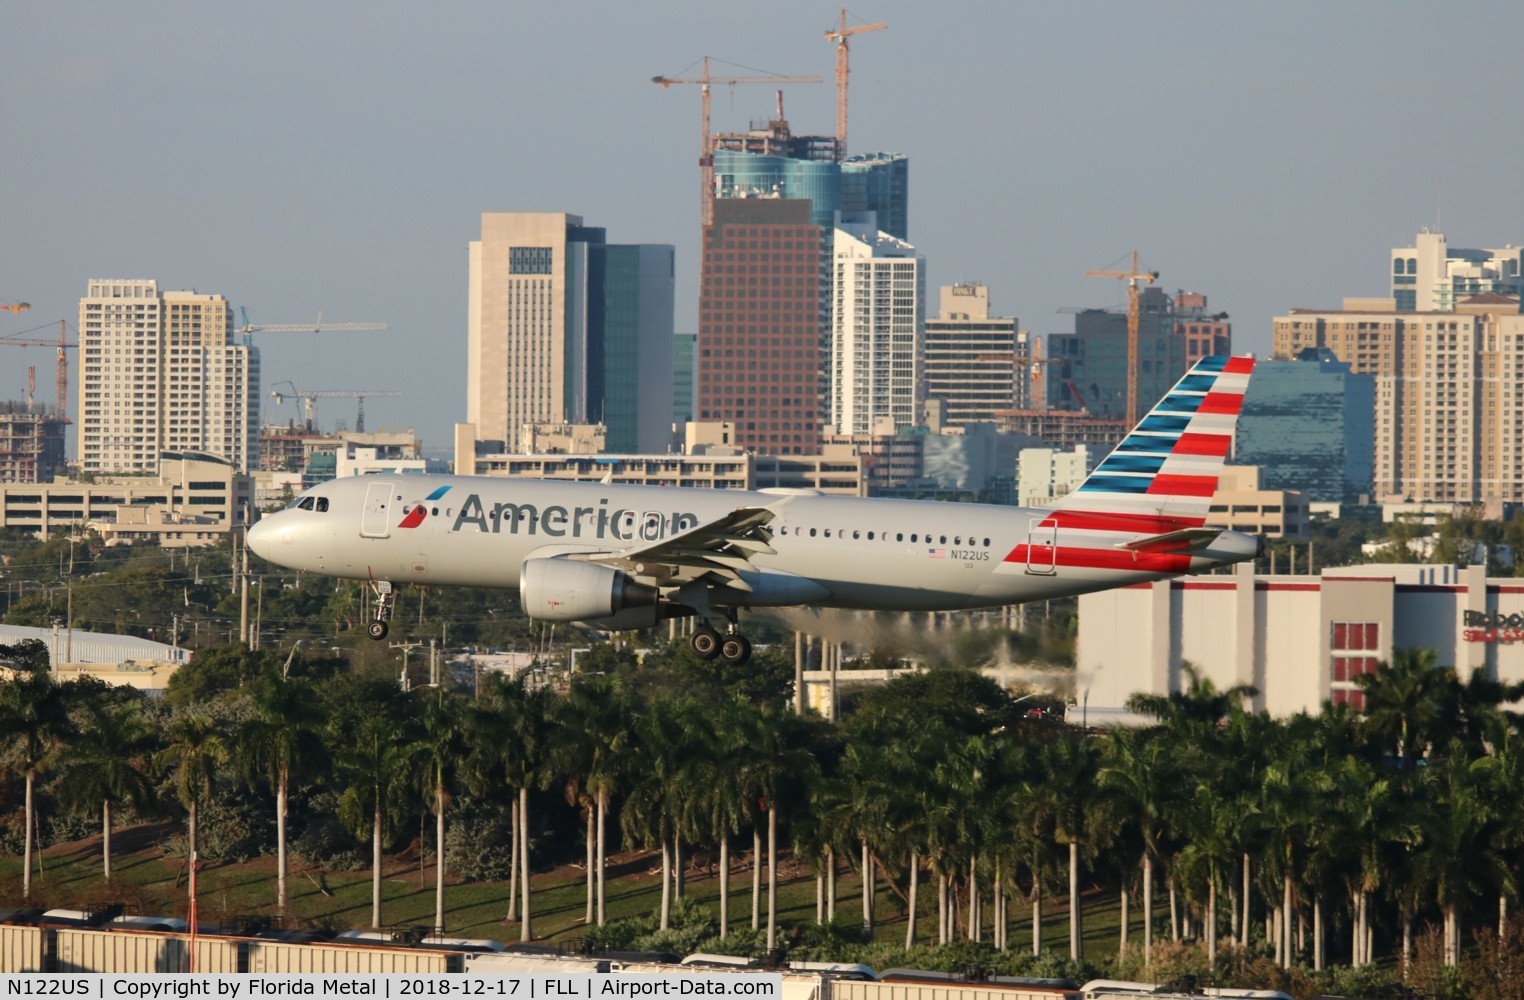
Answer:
[
  {"left": 1099, "top": 729, "right": 1179, "bottom": 962},
  {"left": 239, "top": 676, "right": 328, "bottom": 913},
  {"left": 1176, "top": 782, "right": 1238, "bottom": 969},
  {"left": 56, "top": 697, "right": 156, "bottom": 880},
  {"left": 155, "top": 714, "right": 229, "bottom": 864},
  {"left": 407, "top": 689, "right": 469, "bottom": 934},
  {"left": 1414, "top": 742, "right": 1513, "bottom": 966},
  {"left": 1128, "top": 662, "right": 1256, "bottom": 736},
  {"left": 743, "top": 705, "right": 821, "bottom": 950},
  {"left": 702, "top": 697, "right": 763, "bottom": 937},
  {"left": 0, "top": 665, "right": 73, "bottom": 899},
  {"left": 1033, "top": 732, "right": 1102, "bottom": 961},
  {"left": 470, "top": 673, "right": 553, "bottom": 939},
  {"left": 622, "top": 697, "right": 708, "bottom": 931},
  {"left": 1256, "top": 728, "right": 1323, "bottom": 969},
  {"left": 551, "top": 674, "right": 636, "bottom": 926},
  {"left": 337, "top": 713, "right": 411, "bottom": 928},
  {"left": 1356, "top": 647, "right": 1451, "bottom": 768}
]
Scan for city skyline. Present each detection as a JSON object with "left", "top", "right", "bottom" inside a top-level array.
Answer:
[{"left": 5, "top": 2, "right": 1524, "bottom": 452}]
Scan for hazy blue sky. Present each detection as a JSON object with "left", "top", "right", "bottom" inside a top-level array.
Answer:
[{"left": 5, "top": 2, "right": 1522, "bottom": 453}]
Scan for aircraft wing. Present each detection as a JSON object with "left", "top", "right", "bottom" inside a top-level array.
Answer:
[{"left": 567, "top": 499, "right": 790, "bottom": 592}]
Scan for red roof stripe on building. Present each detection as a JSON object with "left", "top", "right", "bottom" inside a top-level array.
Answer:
[
  {"left": 1197, "top": 391, "right": 1245, "bottom": 416},
  {"left": 1146, "top": 473, "right": 1220, "bottom": 497},
  {"left": 1172, "top": 433, "right": 1233, "bottom": 457}
]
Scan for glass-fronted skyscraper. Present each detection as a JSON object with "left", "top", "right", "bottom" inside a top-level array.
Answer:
[
  {"left": 591, "top": 244, "right": 675, "bottom": 454},
  {"left": 1043, "top": 286, "right": 1185, "bottom": 418},
  {"left": 1235, "top": 347, "right": 1374, "bottom": 504},
  {"left": 468, "top": 213, "right": 672, "bottom": 454},
  {"left": 842, "top": 152, "right": 908, "bottom": 241}
]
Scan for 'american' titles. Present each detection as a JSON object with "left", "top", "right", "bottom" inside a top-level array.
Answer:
[{"left": 451, "top": 494, "right": 699, "bottom": 542}]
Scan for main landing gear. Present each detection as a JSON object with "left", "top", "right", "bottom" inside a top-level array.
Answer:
[
  {"left": 367, "top": 580, "right": 394, "bottom": 641},
  {"left": 689, "top": 609, "right": 752, "bottom": 665}
]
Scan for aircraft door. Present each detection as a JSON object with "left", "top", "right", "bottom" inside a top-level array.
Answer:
[
  {"left": 1024, "top": 517, "right": 1057, "bottom": 575},
  {"left": 640, "top": 512, "right": 664, "bottom": 542},
  {"left": 360, "top": 481, "right": 395, "bottom": 538}
]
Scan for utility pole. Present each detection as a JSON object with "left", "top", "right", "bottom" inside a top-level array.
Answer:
[
  {"left": 391, "top": 641, "right": 424, "bottom": 692},
  {"left": 239, "top": 523, "right": 250, "bottom": 648}
]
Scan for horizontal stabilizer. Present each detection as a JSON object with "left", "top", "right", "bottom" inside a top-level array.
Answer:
[{"left": 1117, "top": 527, "right": 1223, "bottom": 553}]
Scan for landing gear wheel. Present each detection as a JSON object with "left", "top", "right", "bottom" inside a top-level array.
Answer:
[
  {"left": 720, "top": 635, "right": 752, "bottom": 665},
  {"left": 367, "top": 579, "right": 395, "bottom": 642},
  {"left": 690, "top": 626, "right": 722, "bottom": 660}
]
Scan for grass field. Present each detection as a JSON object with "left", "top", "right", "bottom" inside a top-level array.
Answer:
[{"left": 0, "top": 821, "right": 1140, "bottom": 960}]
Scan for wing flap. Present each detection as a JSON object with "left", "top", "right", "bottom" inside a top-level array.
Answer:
[{"left": 566, "top": 497, "right": 793, "bottom": 587}]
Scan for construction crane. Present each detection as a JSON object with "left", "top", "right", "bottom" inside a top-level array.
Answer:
[
  {"left": 237, "top": 308, "right": 388, "bottom": 346},
  {"left": 269, "top": 383, "right": 402, "bottom": 434},
  {"left": 1085, "top": 250, "right": 1159, "bottom": 428},
  {"left": 652, "top": 56, "right": 822, "bottom": 226},
  {"left": 0, "top": 321, "right": 76, "bottom": 419},
  {"left": 825, "top": 7, "right": 887, "bottom": 158}
]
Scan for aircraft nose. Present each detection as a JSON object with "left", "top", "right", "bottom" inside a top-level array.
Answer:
[{"left": 246, "top": 516, "right": 277, "bottom": 560}]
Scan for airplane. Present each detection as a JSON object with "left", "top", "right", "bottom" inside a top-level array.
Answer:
[{"left": 247, "top": 356, "right": 1262, "bottom": 665}]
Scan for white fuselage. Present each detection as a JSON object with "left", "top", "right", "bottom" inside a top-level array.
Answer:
[{"left": 248, "top": 474, "right": 1260, "bottom": 615}]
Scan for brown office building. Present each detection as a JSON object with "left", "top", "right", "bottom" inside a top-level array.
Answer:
[{"left": 697, "top": 198, "right": 822, "bottom": 455}]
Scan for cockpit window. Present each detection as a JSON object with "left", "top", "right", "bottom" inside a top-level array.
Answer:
[
  {"left": 297, "top": 496, "right": 315, "bottom": 511},
  {"left": 316, "top": 497, "right": 329, "bottom": 513}
]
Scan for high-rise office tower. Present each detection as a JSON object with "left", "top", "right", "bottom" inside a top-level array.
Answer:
[
  {"left": 697, "top": 198, "right": 822, "bottom": 454},
  {"left": 468, "top": 213, "right": 673, "bottom": 453},
  {"left": 1044, "top": 286, "right": 1186, "bottom": 417},
  {"left": 712, "top": 117, "right": 911, "bottom": 433},
  {"left": 1390, "top": 229, "right": 1524, "bottom": 311},
  {"left": 829, "top": 213, "right": 923, "bottom": 435},
  {"left": 672, "top": 333, "right": 696, "bottom": 426},
  {"left": 1273, "top": 297, "right": 1524, "bottom": 503},
  {"left": 78, "top": 279, "right": 259, "bottom": 474},
  {"left": 841, "top": 152, "right": 908, "bottom": 241},
  {"left": 592, "top": 244, "right": 675, "bottom": 453},
  {"left": 1174, "top": 291, "right": 1232, "bottom": 367},
  {"left": 1235, "top": 347, "right": 1374, "bottom": 504},
  {"left": 923, "top": 283, "right": 1026, "bottom": 425}
]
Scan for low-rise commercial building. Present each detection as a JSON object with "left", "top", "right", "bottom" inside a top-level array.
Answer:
[
  {"left": 0, "top": 452, "right": 249, "bottom": 545},
  {"left": 1077, "top": 562, "right": 1524, "bottom": 718},
  {"left": 1207, "top": 465, "right": 1310, "bottom": 540}
]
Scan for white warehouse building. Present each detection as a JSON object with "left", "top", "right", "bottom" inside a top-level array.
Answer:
[{"left": 1077, "top": 562, "right": 1524, "bottom": 718}]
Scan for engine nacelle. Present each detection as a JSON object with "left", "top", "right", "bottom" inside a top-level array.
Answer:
[{"left": 519, "top": 557, "right": 658, "bottom": 623}]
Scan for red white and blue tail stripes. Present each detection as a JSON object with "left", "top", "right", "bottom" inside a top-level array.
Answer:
[
  {"left": 1056, "top": 355, "right": 1253, "bottom": 526},
  {"left": 1001, "top": 356, "right": 1256, "bottom": 574}
]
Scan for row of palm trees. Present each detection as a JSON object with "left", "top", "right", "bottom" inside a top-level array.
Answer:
[{"left": 4, "top": 637, "right": 1523, "bottom": 976}]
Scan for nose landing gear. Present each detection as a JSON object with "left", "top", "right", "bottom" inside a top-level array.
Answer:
[{"left": 367, "top": 579, "right": 394, "bottom": 641}]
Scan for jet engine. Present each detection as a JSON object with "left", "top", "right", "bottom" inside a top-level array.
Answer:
[{"left": 519, "top": 557, "right": 658, "bottom": 623}]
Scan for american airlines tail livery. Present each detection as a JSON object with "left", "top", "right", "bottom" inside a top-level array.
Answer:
[{"left": 248, "top": 356, "right": 1261, "bottom": 665}]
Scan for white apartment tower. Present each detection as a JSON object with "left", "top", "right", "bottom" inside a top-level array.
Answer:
[
  {"left": 1391, "top": 229, "right": 1524, "bottom": 311},
  {"left": 829, "top": 212, "right": 924, "bottom": 435},
  {"left": 78, "top": 280, "right": 259, "bottom": 474}
]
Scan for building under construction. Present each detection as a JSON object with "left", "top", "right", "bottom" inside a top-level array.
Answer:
[{"left": 0, "top": 403, "right": 67, "bottom": 484}]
